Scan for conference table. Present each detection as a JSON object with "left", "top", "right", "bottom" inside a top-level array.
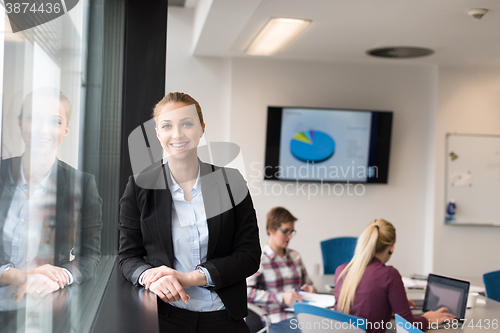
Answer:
[{"left": 309, "top": 275, "right": 500, "bottom": 333}]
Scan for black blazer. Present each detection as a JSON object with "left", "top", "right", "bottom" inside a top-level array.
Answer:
[
  {"left": 0, "top": 156, "right": 103, "bottom": 284},
  {"left": 118, "top": 161, "right": 261, "bottom": 320}
]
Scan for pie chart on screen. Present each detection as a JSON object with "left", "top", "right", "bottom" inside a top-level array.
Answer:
[{"left": 290, "top": 130, "right": 335, "bottom": 163}]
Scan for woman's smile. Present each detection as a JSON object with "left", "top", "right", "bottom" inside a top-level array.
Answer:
[
  {"left": 155, "top": 102, "right": 204, "bottom": 160},
  {"left": 170, "top": 142, "right": 189, "bottom": 150}
]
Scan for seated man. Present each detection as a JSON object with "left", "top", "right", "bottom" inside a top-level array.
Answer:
[{"left": 247, "top": 207, "right": 315, "bottom": 333}]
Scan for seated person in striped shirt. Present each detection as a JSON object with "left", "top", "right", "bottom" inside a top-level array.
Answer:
[{"left": 247, "top": 207, "right": 315, "bottom": 333}]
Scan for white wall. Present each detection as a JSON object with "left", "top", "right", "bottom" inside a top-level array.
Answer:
[
  {"left": 230, "top": 58, "right": 436, "bottom": 276},
  {"left": 166, "top": 7, "right": 231, "bottom": 144},
  {"left": 167, "top": 7, "right": 498, "bottom": 280},
  {"left": 433, "top": 66, "right": 500, "bottom": 277}
]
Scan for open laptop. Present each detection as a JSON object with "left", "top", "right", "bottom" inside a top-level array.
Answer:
[{"left": 412, "top": 274, "right": 470, "bottom": 329}]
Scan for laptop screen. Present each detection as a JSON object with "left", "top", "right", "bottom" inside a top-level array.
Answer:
[{"left": 423, "top": 274, "right": 470, "bottom": 320}]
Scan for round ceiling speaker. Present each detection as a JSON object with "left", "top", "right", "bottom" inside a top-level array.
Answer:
[{"left": 367, "top": 47, "right": 434, "bottom": 59}]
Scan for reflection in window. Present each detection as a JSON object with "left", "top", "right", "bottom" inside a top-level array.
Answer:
[{"left": 0, "top": 2, "right": 106, "bottom": 332}]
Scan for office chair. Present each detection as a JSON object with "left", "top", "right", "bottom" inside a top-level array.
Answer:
[
  {"left": 320, "top": 237, "right": 357, "bottom": 274},
  {"left": 246, "top": 303, "right": 270, "bottom": 333},
  {"left": 294, "top": 303, "right": 366, "bottom": 333},
  {"left": 483, "top": 270, "right": 500, "bottom": 302},
  {"left": 395, "top": 314, "right": 424, "bottom": 333}
]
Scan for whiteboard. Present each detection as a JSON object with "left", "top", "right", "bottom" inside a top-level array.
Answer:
[{"left": 445, "top": 134, "right": 500, "bottom": 226}]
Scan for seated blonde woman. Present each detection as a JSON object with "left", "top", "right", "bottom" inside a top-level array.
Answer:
[
  {"left": 334, "top": 219, "right": 454, "bottom": 333},
  {"left": 247, "top": 207, "right": 314, "bottom": 333}
]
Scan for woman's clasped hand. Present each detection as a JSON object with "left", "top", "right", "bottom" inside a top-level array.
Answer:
[{"left": 141, "top": 265, "right": 192, "bottom": 304}]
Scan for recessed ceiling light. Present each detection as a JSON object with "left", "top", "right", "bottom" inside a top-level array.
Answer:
[
  {"left": 468, "top": 8, "right": 488, "bottom": 20},
  {"left": 246, "top": 18, "right": 311, "bottom": 56},
  {"left": 367, "top": 47, "right": 434, "bottom": 59}
]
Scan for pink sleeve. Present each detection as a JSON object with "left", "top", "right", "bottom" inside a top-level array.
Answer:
[{"left": 387, "top": 267, "right": 428, "bottom": 330}]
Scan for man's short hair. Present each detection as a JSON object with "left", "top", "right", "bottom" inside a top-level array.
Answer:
[{"left": 266, "top": 207, "right": 297, "bottom": 235}]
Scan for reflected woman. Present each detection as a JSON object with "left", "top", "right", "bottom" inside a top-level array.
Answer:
[
  {"left": 0, "top": 89, "right": 102, "bottom": 325},
  {"left": 119, "top": 92, "right": 261, "bottom": 332}
]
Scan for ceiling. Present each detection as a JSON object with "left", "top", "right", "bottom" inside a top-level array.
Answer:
[
  {"left": 169, "top": 0, "right": 186, "bottom": 7},
  {"left": 189, "top": 0, "right": 500, "bottom": 66}
]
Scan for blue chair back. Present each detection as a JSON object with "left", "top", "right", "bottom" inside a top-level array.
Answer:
[
  {"left": 395, "top": 314, "right": 424, "bottom": 333},
  {"left": 294, "top": 303, "right": 366, "bottom": 332},
  {"left": 483, "top": 270, "right": 500, "bottom": 302},
  {"left": 321, "top": 237, "right": 357, "bottom": 274}
]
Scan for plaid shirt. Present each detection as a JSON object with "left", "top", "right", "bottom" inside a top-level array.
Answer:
[{"left": 246, "top": 244, "right": 313, "bottom": 323}]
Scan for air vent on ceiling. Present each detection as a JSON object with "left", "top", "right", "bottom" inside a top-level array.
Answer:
[{"left": 367, "top": 47, "right": 434, "bottom": 59}]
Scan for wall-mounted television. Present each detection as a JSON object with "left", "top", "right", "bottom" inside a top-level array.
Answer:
[{"left": 264, "top": 106, "right": 393, "bottom": 183}]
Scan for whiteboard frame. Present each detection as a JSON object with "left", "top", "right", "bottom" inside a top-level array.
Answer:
[{"left": 445, "top": 133, "right": 500, "bottom": 227}]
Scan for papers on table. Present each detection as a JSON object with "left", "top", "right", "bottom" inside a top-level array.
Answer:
[
  {"left": 298, "top": 291, "right": 336, "bottom": 308},
  {"left": 470, "top": 285, "right": 486, "bottom": 294},
  {"left": 284, "top": 292, "right": 336, "bottom": 312},
  {"left": 402, "top": 277, "right": 427, "bottom": 289}
]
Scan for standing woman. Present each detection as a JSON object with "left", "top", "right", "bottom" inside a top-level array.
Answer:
[
  {"left": 119, "top": 92, "right": 261, "bottom": 332},
  {"left": 334, "top": 219, "right": 454, "bottom": 333}
]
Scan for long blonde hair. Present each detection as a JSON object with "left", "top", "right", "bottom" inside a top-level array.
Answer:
[{"left": 336, "top": 219, "right": 396, "bottom": 314}]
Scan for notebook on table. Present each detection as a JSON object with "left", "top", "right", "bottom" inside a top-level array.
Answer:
[{"left": 409, "top": 274, "right": 470, "bottom": 329}]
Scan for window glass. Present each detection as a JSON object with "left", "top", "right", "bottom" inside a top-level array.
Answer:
[{"left": 0, "top": 2, "right": 108, "bottom": 332}]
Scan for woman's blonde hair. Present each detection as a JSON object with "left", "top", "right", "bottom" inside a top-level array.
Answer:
[
  {"left": 152, "top": 92, "right": 204, "bottom": 128},
  {"left": 336, "top": 219, "right": 396, "bottom": 314}
]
